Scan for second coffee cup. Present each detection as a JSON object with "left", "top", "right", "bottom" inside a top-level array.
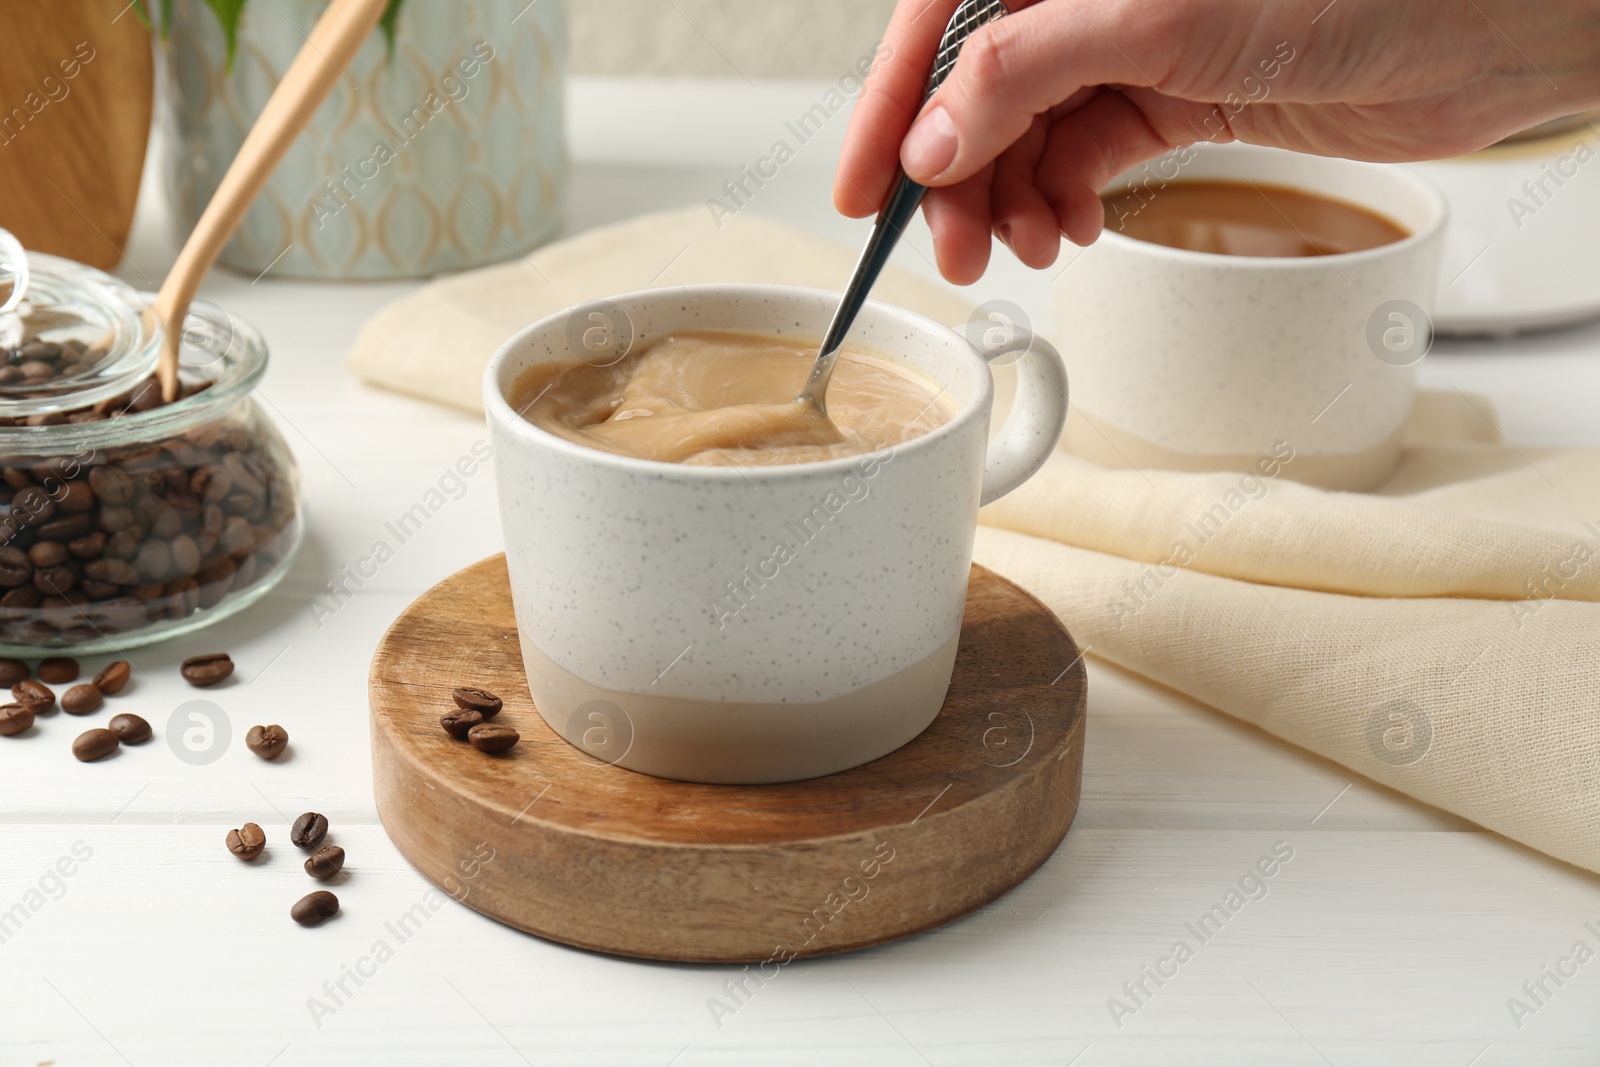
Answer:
[{"left": 1054, "top": 143, "right": 1448, "bottom": 491}]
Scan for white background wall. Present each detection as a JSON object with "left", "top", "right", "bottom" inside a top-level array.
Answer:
[{"left": 566, "top": 0, "right": 896, "bottom": 78}]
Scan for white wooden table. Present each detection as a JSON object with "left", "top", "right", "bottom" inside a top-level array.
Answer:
[{"left": 4, "top": 80, "right": 1598, "bottom": 1067}]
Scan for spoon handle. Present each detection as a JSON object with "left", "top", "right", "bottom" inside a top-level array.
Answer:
[
  {"left": 800, "top": 0, "right": 1009, "bottom": 408},
  {"left": 153, "top": 0, "right": 390, "bottom": 400}
]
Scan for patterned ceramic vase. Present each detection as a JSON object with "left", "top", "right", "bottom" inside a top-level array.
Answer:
[{"left": 166, "top": 0, "right": 566, "bottom": 279}]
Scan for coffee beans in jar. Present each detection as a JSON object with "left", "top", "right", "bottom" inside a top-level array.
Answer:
[
  {"left": 0, "top": 254, "right": 302, "bottom": 654},
  {"left": 0, "top": 386, "right": 300, "bottom": 650}
]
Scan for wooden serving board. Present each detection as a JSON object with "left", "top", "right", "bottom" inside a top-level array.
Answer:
[{"left": 369, "top": 555, "right": 1087, "bottom": 963}]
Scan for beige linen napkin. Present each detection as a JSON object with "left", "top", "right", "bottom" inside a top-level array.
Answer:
[
  {"left": 348, "top": 207, "right": 1600, "bottom": 874},
  {"left": 346, "top": 207, "right": 975, "bottom": 414},
  {"left": 975, "top": 408, "right": 1600, "bottom": 873}
]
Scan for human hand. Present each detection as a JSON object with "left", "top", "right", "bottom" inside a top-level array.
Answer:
[{"left": 834, "top": 0, "right": 1600, "bottom": 283}]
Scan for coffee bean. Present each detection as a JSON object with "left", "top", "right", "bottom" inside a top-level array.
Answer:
[
  {"left": 304, "top": 845, "right": 345, "bottom": 880},
  {"left": 92, "top": 660, "right": 131, "bottom": 694},
  {"left": 29, "top": 542, "right": 68, "bottom": 568},
  {"left": 37, "top": 513, "right": 91, "bottom": 542},
  {"left": 33, "top": 564, "right": 77, "bottom": 596},
  {"left": 61, "top": 684, "right": 102, "bottom": 715},
  {"left": 68, "top": 531, "right": 106, "bottom": 560},
  {"left": 104, "top": 528, "right": 139, "bottom": 562},
  {"left": 38, "top": 657, "right": 79, "bottom": 683},
  {"left": 84, "top": 558, "right": 139, "bottom": 585},
  {"left": 290, "top": 812, "right": 329, "bottom": 850},
  {"left": 0, "top": 547, "right": 31, "bottom": 587},
  {"left": 246, "top": 724, "right": 288, "bottom": 760},
  {"left": 170, "top": 535, "right": 201, "bottom": 577},
  {"left": 468, "top": 723, "right": 519, "bottom": 754},
  {"left": 12, "top": 679, "right": 54, "bottom": 712},
  {"left": 291, "top": 890, "right": 339, "bottom": 926},
  {"left": 452, "top": 686, "right": 503, "bottom": 718},
  {"left": 12, "top": 486, "right": 55, "bottom": 526},
  {"left": 0, "top": 703, "right": 34, "bottom": 735},
  {"left": 180, "top": 652, "right": 234, "bottom": 686},
  {"left": 134, "top": 539, "right": 172, "bottom": 582},
  {"left": 71, "top": 728, "right": 119, "bottom": 762},
  {"left": 226, "top": 822, "right": 266, "bottom": 860},
  {"left": 440, "top": 707, "right": 484, "bottom": 739},
  {"left": 57, "top": 480, "right": 94, "bottom": 514},
  {"left": 108, "top": 712, "right": 151, "bottom": 744},
  {"left": 220, "top": 516, "right": 255, "bottom": 556},
  {"left": 0, "top": 658, "right": 28, "bottom": 687},
  {"left": 87, "top": 465, "right": 134, "bottom": 505}
]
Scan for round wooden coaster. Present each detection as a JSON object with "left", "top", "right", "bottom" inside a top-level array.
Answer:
[{"left": 370, "top": 555, "right": 1086, "bottom": 963}]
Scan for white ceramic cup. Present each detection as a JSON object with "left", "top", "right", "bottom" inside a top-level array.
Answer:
[
  {"left": 1053, "top": 143, "right": 1448, "bottom": 491},
  {"left": 484, "top": 284, "right": 1068, "bottom": 784}
]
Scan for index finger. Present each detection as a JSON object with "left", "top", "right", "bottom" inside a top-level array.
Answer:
[{"left": 834, "top": 0, "right": 1035, "bottom": 216}]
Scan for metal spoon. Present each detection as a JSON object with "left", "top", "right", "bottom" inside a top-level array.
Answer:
[{"left": 797, "top": 0, "right": 1009, "bottom": 413}]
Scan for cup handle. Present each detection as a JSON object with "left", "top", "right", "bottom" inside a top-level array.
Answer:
[{"left": 979, "top": 327, "right": 1068, "bottom": 506}]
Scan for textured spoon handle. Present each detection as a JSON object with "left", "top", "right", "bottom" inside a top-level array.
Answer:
[
  {"left": 801, "top": 0, "right": 1010, "bottom": 410},
  {"left": 928, "top": 0, "right": 1010, "bottom": 98}
]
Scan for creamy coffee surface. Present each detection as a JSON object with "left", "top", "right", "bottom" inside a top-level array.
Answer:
[
  {"left": 512, "top": 330, "right": 952, "bottom": 466},
  {"left": 1103, "top": 179, "right": 1409, "bottom": 257}
]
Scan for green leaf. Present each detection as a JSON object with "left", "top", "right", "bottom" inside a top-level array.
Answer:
[
  {"left": 378, "top": 0, "right": 406, "bottom": 57},
  {"left": 130, "top": 0, "right": 176, "bottom": 41},
  {"left": 203, "top": 0, "right": 250, "bottom": 72}
]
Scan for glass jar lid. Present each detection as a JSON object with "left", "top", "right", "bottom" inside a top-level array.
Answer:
[{"left": 0, "top": 230, "right": 162, "bottom": 418}]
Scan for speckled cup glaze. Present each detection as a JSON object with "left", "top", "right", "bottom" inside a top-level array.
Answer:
[
  {"left": 484, "top": 285, "right": 1068, "bottom": 783},
  {"left": 1054, "top": 143, "right": 1448, "bottom": 491}
]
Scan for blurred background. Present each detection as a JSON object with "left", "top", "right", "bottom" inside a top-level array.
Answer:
[{"left": 568, "top": 0, "right": 894, "bottom": 76}]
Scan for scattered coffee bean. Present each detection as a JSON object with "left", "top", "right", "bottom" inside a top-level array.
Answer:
[
  {"left": 38, "top": 657, "right": 79, "bottom": 684},
  {"left": 291, "top": 890, "right": 339, "bottom": 926},
  {"left": 180, "top": 652, "right": 234, "bottom": 686},
  {"left": 0, "top": 703, "right": 34, "bottom": 736},
  {"left": 12, "top": 679, "right": 54, "bottom": 712},
  {"left": 92, "top": 660, "right": 131, "bottom": 695},
  {"left": 108, "top": 712, "right": 151, "bottom": 744},
  {"left": 304, "top": 845, "right": 345, "bottom": 881},
  {"left": 290, "top": 812, "right": 329, "bottom": 850},
  {"left": 61, "top": 684, "right": 103, "bottom": 715},
  {"left": 226, "top": 822, "right": 266, "bottom": 860},
  {"left": 246, "top": 723, "right": 289, "bottom": 760},
  {"left": 468, "top": 723, "right": 519, "bottom": 754},
  {"left": 0, "top": 658, "right": 27, "bottom": 687},
  {"left": 452, "top": 686, "right": 502, "bottom": 718},
  {"left": 71, "top": 728, "right": 119, "bottom": 762},
  {"left": 440, "top": 707, "right": 484, "bottom": 739}
]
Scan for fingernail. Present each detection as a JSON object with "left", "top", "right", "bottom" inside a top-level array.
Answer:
[
  {"left": 996, "top": 223, "right": 1014, "bottom": 249},
  {"left": 902, "top": 105, "right": 958, "bottom": 180}
]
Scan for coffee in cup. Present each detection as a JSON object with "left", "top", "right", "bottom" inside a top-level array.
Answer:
[
  {"left": 1102, "top": 179, "right": 1410, "bottom": 258},
  {"left": 511, "top": 330, "right": 953, "bottom": 466}
]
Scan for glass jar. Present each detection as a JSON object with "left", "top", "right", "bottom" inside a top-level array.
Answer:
[{"left": 0, "top": 241, "right": 301, "bottom": 653}]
